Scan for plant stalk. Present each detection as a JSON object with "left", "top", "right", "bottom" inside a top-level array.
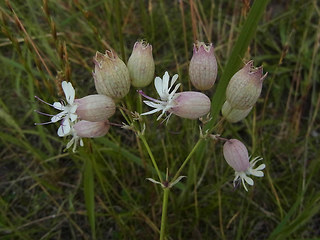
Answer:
[
  {"left": 160, "top": 188, "right": 170, "bottom": 240},
  {"left": 172, "top": 139, "right": 203, "bottom": 182},
  {"left": 140, "top": 135, "right": 163, "bottom": 183}
]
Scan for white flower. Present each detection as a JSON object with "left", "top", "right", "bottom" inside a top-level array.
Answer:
[
  {"left": 35, "top": 81, "right": 78, "bottom": 136},
  {"left": 65, "top": 127, "right": 84, "bottom": 153},
  {"left": 138, "top": 71, "right": 180, "bottom": 121},
  {"left": 233, "top": 156, "right": 266, "bottom": 191},
  {"left": 223, "top": 139, "right": 266, "bottom": 191}
]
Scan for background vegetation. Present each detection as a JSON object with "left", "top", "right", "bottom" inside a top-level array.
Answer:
[{"left": 0, "top": 0, "right": 319, "bottom": 239}]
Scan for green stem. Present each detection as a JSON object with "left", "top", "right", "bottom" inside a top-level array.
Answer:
[
  {"left": 160, "top": 188, "right": 170, "bottom": 240},
  {"left": 172, "top": 139, "right": 204, "bottom": 182},
  {"left": 140, "top": 135, "right": 163, "bottom": 183}
]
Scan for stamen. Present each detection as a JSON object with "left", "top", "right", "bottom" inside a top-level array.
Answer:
[
  {"left": 34, "top": 110, "right": 55, "bottom": 117},
  {"left": 108, "top": 122, "right": 124, "bottom": 127},
  {"left": 137, "top": 90, "right": 163, "bottom": 104},
  {"left": 35, "top": 96, "right": 54, "bottom": 107},
  {"left": 34, "top": 121, "right": 53, "bottom": 125}
]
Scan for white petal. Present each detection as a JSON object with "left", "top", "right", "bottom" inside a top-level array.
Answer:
[
  {"left": 53, "top": 102, "right": 64, "bottom": 110},
  {"left": 251, "top": 170, "right": 264, "bottom": 177},
  {"left": 69, "top": 113, "right": 78, "bottom": 122},
  {"left": 80, "top": 138, "right": 84, "bottom": 147},
  {"left": 243, "top": 175, "right": 254, "bottom": 186},
  {"left": 162, "top": 72, "right": 170, "bottom": 95},
  {"left": 62, "top": 81, "right": 75, "bottom": 105},
  {"left": 168, "top": 83, "right": 181, "bottom": 100},
  {"left": 66, "top": 137, "right": 75, "bottom": 149},
  {"left": 72, "top": 140, "right": 77, "bottom": 153},
  {"left": 154, "top": 77, "right": 163, "bottom": 97},
  {"left": 143, "top": 100, "right": 163, "bottom": 108},
  {"left": 161, "top": 112, "right": 173, "bottom": 124},
  {"left": 58, "top": 125, "right": 65, "bottom": 137},
  {"left": 141, "top": 108, "right": 162, "bottom": 116},
  {"left": 57, "top": 119, "right": 71, "bottom": 136},
  {"left": 168, "top": 74, "right": 179, "bottom": 92},
  {"left": 156, "top": 110, "right": 167, "bottom": 120},
  {"left": 250, "top": 157, "right": 263, "bottom": 167},
  {"left": 255, "top": 164, "right": 266, "bottom": 171},
  {"left": 70, "top": 104, "right": 78, "bottom": 113},
  {"left": 51, "top": 111, "right": 66, "bottom": 122},
  {"left": 242, "top": 178, "right": 248, "bottom": 191}
]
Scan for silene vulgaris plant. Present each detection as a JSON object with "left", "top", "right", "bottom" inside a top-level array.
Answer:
[{"left": 35, "top": 39, "right": 267, "bottom": 239}]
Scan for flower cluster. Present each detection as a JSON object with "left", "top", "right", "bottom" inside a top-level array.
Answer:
[
  {"left": 35, "top": 81, "right": 114, "bottom": 152},
  {"left": 35, "top": 38, "right": 267, "bottom": 192}
]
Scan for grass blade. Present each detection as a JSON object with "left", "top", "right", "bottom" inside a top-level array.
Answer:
[{"left": 84, "top": 157, "right": 96, "bottom": 239}]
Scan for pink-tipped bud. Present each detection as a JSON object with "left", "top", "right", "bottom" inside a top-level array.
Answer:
[
  {"left": 93, "top": 50, "right": 130, "bottom": 100},
  {"left": 223, "top": 139, "right": 250, "bottom": 172},
  {"left": 75, "top": 94, "right": 116, "bottom": 122},
  {"left": 226, "top": 60, "right": 267, "bottom": 110},
  {"left": 189, "top": 41, "right": 218, "bottom": 90},
  {"left": 221, "top": 101, "right": 252, "bottom": 123},
  {"left": 127, "top": 40, "right": 155, "bottom": 87},
  {"left": 73, "top": 120, "right": 110, "bottom": 138},
  {"left": 170, "top": 91, "right": 211, "bottom": 119}
]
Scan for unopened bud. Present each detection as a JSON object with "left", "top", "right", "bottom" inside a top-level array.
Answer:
[
  {"left": 73, "top": 120, "right": 110, "bottom": 138},
  {"left": 226, "top": 60, "right": 267, "bottom": 110},
  {"left": 189, "top": 41, "right": 218, "bottom": 90},
  {"left": 75, "top": 94, "right": 116, "bottom": 122},
  {"left": 127, "top": 40, "right": 155, "bottom": 87},
  {"left": 221, "top": 101, "right": 252, "bottom": 123},
  {"left": 93, "top": 50, "right": 130, "bottom": 100},
  {"left": 223, "top": 139, "right": 249, "bottom": 172},
  {"left": 170, "top": 91, "right": 211, "bottom": 119}
]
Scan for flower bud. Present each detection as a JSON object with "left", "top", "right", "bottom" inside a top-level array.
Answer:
[
  {"left": 170, "top": 91, "right": 211, "bottom": 119},
  {"left": 73, "top": 120, "right": 110, "bottom": 138},
  {"left": 93, "top": 50, "right": 130, "bottom": 100},
  {"left": 75, "top": 94, "right": 116, "bottom": 122},
  {"left": 189, "top": 41, "right": 218, "bottom": 90},
  {"left": 127, "top": 40, "right": 155, "bottom": 87},
  {"left": 221, "top": 100, "right": 252, "bottom": 123},
  {"left": 223, "top": 139, "right": 249, "bottom": 172},
  {"left": 226, "top": 60, "right": 267, "bottom": 110}
]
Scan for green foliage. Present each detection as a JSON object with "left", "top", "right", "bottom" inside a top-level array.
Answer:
[{"left": 1, "top": 0, "right": 320, "bottom": 239}]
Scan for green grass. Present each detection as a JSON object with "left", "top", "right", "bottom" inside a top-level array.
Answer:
[{"left": 1, "top": 0, "right": 320, "bottom": 239}]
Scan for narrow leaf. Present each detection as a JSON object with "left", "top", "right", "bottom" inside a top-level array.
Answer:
[{"left": 84, "top": 158, "right": 96, "bottom": 239}]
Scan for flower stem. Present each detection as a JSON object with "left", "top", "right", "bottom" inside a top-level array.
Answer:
[
  {"left": 171, "top": 139, "right": 203, "bottom": 182},
  {"left": 140, "top": 135, "right": 163, "bottom": 183},
  {"left": 160, "top": 188, "right": 170, "bottom": 240}
]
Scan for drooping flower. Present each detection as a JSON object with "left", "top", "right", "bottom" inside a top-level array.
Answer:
[
  {"left": 127, "top": 40, "right": 155, "bottom": 87},
  {"left": 65, "top": 120, "right": 110, "bottom": 152},
  {"left": 223, "top": 139, "right": 265, "bottom": 191},
  {"left": 226, "top": 60, "right": 267, "bottom": 110},
  {"left": 138, "top": 71, "right": 181, "bottom": 121},
  {"left": 169, "top": 91, "right": 211, "bottom": 119},
  {"left": 189, "top": 41, "right": 218, "bottom": 90},
  {"left": 75, "top": 94, "right": 116, "bottom": 122},
  {"left": 139, "top": 71, "right": 211, "bottom": 121},
  {"left": 35, "top": 81, "right": 78, "bottom": 136}
]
